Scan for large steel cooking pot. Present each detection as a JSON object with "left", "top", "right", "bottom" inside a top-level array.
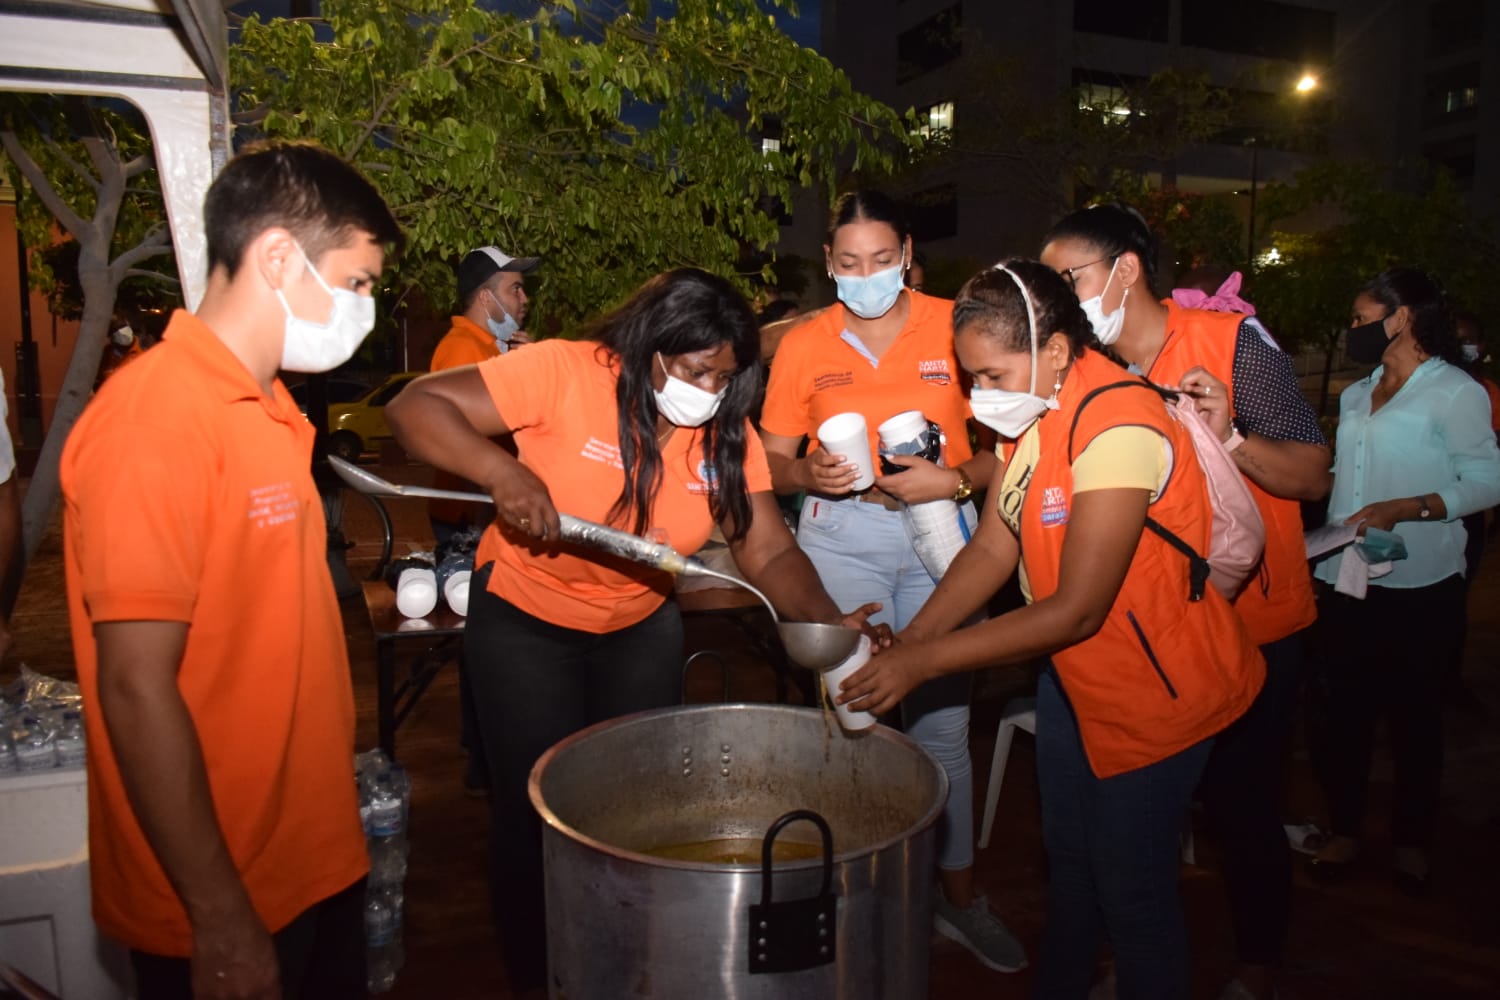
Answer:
[{"left": 529, "top": 703, "right": 948, "bottom": 999}]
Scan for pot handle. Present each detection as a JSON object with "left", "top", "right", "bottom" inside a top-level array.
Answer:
[
  {"left": 748, "top": 809, "right": 836, "bottom": 975},
  {"left": 758, "top": 809, "right": 833, "bottom": 903}
]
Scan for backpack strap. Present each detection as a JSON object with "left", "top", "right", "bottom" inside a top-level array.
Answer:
[{"left": 1065, "top": 378, "right": 1209, "bottom": 602}]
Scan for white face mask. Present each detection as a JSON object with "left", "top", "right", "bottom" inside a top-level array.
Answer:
[
  {"left": 832, "top": 253, "right": 906, "bottom": 320},
  {"left": 276, "top": 243, "right": 376, "bottom": 373},
  {"left": 653, "top": 354, "right": 725, "bottom": 428},
  {"left": 483, "top": 290, "right": 519, "bottom": 350},
  {"left": 1079, "top": 257, "right": 1128, "bottom": 346},
  {"left": 968, "top": 265, "right": 1060, "bottom": 440}
]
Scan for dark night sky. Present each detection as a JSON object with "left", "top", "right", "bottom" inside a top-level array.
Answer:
[{"left": 236, "top": 1, "right": 823, "bottom": 51}]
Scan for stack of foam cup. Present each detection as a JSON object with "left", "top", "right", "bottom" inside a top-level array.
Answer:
[
  {"left": 816, "top": 412, "right": 876, "bottom": 492},
  {"left": 443, "top": 570, "right": 471, "bottom": 617},
  {"left": 820, "top": 639, "right": 877, "bottom": 732},
  {"left": 395, "top": 567, "right": 438, "bottom": 619},
  {"left": 877, "top": 409, "right": 968, "bottom": 582}
]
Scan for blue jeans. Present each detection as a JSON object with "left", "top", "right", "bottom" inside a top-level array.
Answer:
[
  {"left": 1036, "top": 668, "right": 1212, "bottom": 1000},
  {"left": 797, "top": 496, "right": 976, "bottom": 871}
]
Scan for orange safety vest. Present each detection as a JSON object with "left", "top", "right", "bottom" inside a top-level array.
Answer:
[
  {"left": 1017, "top": 350, "right": 1265, "bottom": 778},
  {"left": 1150, "top": 302, "right": 1319, "bottom": 646}
]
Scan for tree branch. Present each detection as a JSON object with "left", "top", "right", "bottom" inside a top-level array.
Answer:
[
  {"left": 0, "top": 131, "right": 89, "bottom": 237},
  {"left": 109, "top": 226, "right": 172, "bottom": 276},
  {"left": 122, "top": 153, "right": 154, "bottom": 180},
  {"left": 124, "top": 267, "right": 179, "bottom": 285},
  {"left": 40, "top": 134, "right": 102, "bottom": 194}
]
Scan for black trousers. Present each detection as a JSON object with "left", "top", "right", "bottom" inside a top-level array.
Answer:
[
  {"left": 1308, "top": 575, "right": 1465, "bottom": 850},
  {"left": 130, "top": 877, "right": 366, "bottom": 1000},
  {"left": 1198, "top": 632, "right": 1302, "bottom": 967},
  {"left": 464, "top": 564, "right": 684, "bottom": 991}
]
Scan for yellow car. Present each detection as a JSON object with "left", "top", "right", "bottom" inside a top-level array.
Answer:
[{"left": 326, "top": 372, "right": 421, "bottom": 461}]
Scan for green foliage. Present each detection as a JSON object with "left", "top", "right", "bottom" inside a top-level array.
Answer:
[
  {"left": 231, "top": 0, "right": 915, "bottom": 332},
  {"left": 1251, "top": 161, "right": 1498, "bottom": 356},
  {"left": 1098, "top": 178, "right": 1245, "bottom": 282}
]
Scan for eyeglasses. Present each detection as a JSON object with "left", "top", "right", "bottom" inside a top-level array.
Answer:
[{"left": 1059, "top": 256, "right": 1115, "bottom": 290}]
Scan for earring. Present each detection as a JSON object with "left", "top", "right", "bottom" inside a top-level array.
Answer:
[{"left": 1050, "top": 370, "right": 1063, "bottom": 402}]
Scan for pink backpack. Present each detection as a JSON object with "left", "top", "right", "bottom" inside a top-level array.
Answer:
[{"left": 1070, "top": 380, "right": 1267, "bottom": 601}]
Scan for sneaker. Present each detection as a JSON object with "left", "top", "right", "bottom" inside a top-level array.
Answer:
[
  {"left": 933, "top": 891, "right": 1028, "bottom": 973},
  {"left": 1284, "top": 820, "right": 1327, "bottom": 856}
]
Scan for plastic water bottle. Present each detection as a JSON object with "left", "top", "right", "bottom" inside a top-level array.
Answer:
[
  {"left": 0, "top": 726, "right": 17, "bottom": 773},
  {"left": 364, "top": 891, "right": 397, "bottom": 993},
  {"left": 53, "top": 710, "right": 87, "bottom": 769},
  {"left": 368, "top": 834, "right": 408, "bottom": 888},
  {"left": 13, "top": 716, "right": 56, "bottom": 772},
  {"left": 365, "top": 772, "right": 405, "bottom": 839}
]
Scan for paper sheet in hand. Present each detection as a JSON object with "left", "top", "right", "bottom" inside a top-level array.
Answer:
[{"left": 1305, "top": 521, "right": 1360, "bottom": 559}]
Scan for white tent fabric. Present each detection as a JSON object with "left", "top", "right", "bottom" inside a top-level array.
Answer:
[{"left": 0, "top": 0, "right": 230, "bottom": 308}]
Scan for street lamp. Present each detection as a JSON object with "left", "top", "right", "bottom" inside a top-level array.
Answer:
[{"left": 1246, "top": 74, "right": 1320, "bottom": 267}]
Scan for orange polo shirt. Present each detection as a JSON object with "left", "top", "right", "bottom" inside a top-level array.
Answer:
[
  {"left": 760, "top": 291, "right": 975, "bottom": 468},
  {"left": 431, "top": 314, "right": 501, "bottom": 370},
  {"left": 474, "top": 339, "right": 773, "bottom": 632},
  {"left": 61, "top": 310, "right": 367, "bottom": 956}
]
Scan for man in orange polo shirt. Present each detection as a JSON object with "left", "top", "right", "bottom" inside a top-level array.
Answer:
[
  {"left": 428, "top": 246, "right": 541, "bottom": 542},
  {"left": 62, "top": 142, "right": 401, "bottom": 1000},
  {"left": 428, "top": 246, "right": 539, "bottom": 796}
]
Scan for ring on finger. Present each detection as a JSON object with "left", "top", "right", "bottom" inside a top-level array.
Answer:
[{"left": 518, "top": 516, "right": 531, "bottom": 528}]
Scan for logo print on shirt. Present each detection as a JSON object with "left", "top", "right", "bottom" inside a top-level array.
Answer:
[
  {"left": 247, "top": 481, "right": 299, "bottom": 529},
  {"left": 1040, "top": 486, "right": 1069, "bottom": 526},
  {"left": 918, "top": 359, "right": 952, "bottom": 385},
  {"left": 814, "top": 370, "right": 855, "bottom": 392},
  {"left": 581, "top": 436, "right": 624, "bottom": 470},
  {"left": 687, "top": 459, "right": 719, "bottom": 496}
]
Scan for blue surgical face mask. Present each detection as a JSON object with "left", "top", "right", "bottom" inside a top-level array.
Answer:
[
  {"left": 483, "top": 290, "right": 519, "bottom": 349},
  {"left": 833, "top": 253, "right": 906, "bottom": 320}
]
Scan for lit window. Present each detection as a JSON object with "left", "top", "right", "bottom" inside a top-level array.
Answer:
[
  {"left": 761, "top": 137, "right": 781, "bottom": 155},
  {"left": 918, "top": 101, "right": 955, "bottom": 138},
  {"left": 1077, "top": 83, "right": 1132, "bottom": 122},
  {"left": 1443, "top": 86, "right": 1479, "bottom": 113}
]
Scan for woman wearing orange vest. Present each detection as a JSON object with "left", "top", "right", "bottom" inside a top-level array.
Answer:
[
  {"left": 1041, "top": 204, "right": 1330, "bottom": 1000},
  {"left": 839, "top": 260, "right": 1264, "bottom": 1000},
  {"left": 388, "top": 268, "right": 879, "bottom": 991}
]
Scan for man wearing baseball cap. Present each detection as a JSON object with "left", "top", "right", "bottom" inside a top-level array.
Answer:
[
  {"left": 432, "top": 246, "right": 541, "bottom": 368},
  {"left": 430, "top": 247, "right": 540, "bottom": 799}
]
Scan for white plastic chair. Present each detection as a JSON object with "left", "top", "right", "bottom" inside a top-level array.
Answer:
[
  {"left": 977, "top": 694, "right": 1196, "bottom": 863},
  {"left": 978, "top": 696, "right": 1036, "bottom": 849}
]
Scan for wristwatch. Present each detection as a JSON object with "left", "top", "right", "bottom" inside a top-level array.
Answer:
[
  {"left": 1223, "top": 422, "right": 1247, "bottom": 453},
  {"left": 1417, "top": 497, "right": 1433, "bottom": 519},
  {"left": 951, "top": 468, "right": 974, "bottom": 503}
]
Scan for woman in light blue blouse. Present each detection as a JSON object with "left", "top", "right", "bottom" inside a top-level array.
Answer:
[{"left": 1306, "top": 267, "right": 1500, "bottom": 895}]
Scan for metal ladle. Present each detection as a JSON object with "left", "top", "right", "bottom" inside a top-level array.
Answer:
[{"left": 328, "top": 458, "right": 862, "bottom": 669}]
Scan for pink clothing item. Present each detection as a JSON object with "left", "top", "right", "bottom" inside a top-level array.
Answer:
[{"left": 1171, "top": 271, "right": 1257, "bottom": 316}]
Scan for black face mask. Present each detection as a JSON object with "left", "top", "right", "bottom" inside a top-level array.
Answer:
[{"left": 1346, "top": 318, "right": 1391, "bottom": 365}]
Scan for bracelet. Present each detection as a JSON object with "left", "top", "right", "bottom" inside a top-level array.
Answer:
[
  {"left": 951, "top": 468, "right": 974, "bottom": 502},
  {"left": 1223, "top": 422, "right": 1246, "bottom": 452}
]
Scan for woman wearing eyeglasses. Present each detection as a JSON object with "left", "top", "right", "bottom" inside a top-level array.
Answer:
[{"left": 1039, "top": 204, "right": 1330, "bottom": 1000}]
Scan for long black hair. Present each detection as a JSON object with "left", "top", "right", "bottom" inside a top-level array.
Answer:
[
  {"left": 1359, "top": 267, "right": 1462, "bottom": 365},
  {"left": 953, "top": 259, "right": 1099, "bottom": 360},
  {"left": 592, "top": 268, "right": 763, "bottom": 541},
  {"left": 1042, "top": 202, "right": 1160, "bottom": 297}
]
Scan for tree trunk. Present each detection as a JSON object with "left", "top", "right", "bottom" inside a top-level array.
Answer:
[{"left": 20, "top": 265, "right": 116, "bottom": 559}]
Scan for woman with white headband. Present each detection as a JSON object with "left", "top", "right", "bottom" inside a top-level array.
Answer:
[{"left": 838, "top": 259, "right": 1265, "bottom": 1000}]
